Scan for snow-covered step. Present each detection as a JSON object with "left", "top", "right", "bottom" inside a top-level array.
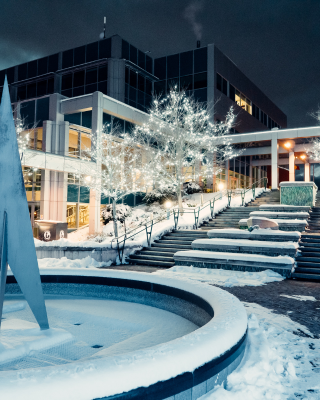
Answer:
[
  {"left": 259, "top": 204, "right": 311, "bottom": 212},
  {"left": 239, "top": 218, "right": 308, "bottom": 232},
  {"left": 207, "top": 228, "right": 301, "bottom": 242},
  {"left": 173, "top": 250, "right": 294, "bottom": 278},
  {"left": 249, "top": 211, "right": 310, "bottom": 220},
  {"left": 191, "top": 238, "right": 298, "bottom": 257}
]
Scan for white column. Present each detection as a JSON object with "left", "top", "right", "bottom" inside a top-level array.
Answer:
[
  {"left": 289, "top": 151, "right": 295, "bottom": 182},
  {"left": 305, "top": 163, "right": 310, "bottom": 182},
  {"left": 271, "top": 138, "right": 279, "bottom": 189},
  {"left": 89, "top": 92, "right": 104, "bottom": 234},
  {"left": 57, "top": 172, "right": 68, "bottom": 222}
]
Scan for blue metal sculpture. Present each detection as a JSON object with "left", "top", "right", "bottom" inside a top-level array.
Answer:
[{"left": 0, "top": 77, "right": 49, "bottom": 330}]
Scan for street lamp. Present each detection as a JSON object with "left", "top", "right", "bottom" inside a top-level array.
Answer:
[{"left": 218, "top": 183, "right": 224, "bottom": 191}]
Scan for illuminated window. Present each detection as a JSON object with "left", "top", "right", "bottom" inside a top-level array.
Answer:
[
  {"left": 235, "top": 90, "right": 241, "bottom": 106},
  {"left": 69, "top": 129, "right": 79, "bottom": 158}
]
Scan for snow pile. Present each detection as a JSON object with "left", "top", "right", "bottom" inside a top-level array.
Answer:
[
  {"left": 174, "top": 250, "right": 294, "bottom": 265},
  {"left": 201, "top": 303, "right": 320, "bottom": 399},
  {"left": 192, "top": 238, "right": 299, "bottom": 249},
  {"left": 153, "top": 266, "right": 284, "bottom": 287},
  {"left": 38, "top": 256, "right": 110, "bottom": 269},
  {"left": 280, "top": 294, "right": 318, "bottom": 302}
]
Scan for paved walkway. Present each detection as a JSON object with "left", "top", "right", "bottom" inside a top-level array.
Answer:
[{"left": 109, "top": 265, "right": 320, "bottom": 338}]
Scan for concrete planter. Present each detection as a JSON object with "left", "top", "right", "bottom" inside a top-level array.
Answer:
[{"left": 279, "top": 181, "right": 318, "bottom": 207}]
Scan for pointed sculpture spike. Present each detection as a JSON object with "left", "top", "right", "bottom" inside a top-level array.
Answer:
[{"left": 0, "top": 76, "right": 49, "bottom": 330}]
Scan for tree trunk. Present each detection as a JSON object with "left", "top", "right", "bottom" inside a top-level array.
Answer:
[
  {"left": 112, "top": 199, "right": 119, "bottom": 238},
  {"left": 178, "top": 190, "right": 183, "bottom": 214}
]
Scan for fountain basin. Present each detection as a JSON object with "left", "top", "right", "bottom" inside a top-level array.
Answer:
[{"left": 2, "top": 269, "right": 248, "bottom": 400}]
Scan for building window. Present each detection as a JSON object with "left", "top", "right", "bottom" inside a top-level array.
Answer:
[
  {"left": 194, "top": 72, "right": 207, "bottom": 90},
  {"left": 194, "top": 47, "right": 207, "bottom": 73},
  {"left": 62, "top": 49, "right": 74, "bottom": 69},
  {"left": 216, "top": 73, "right": 227, "bottom": 95},
  {"left": 74, "top": 45, "right": 86, "bottom": 66},
  {"left": 23, "top": 167, "right": 42, "bottom": 202},
  {"left": 180, "top": 75, "right": 193, "bottom": 91},
  {"left": 180, "top": 51, "right": 193, "bottom": 76},
  {"left": 86, "top": 42, "right": 98, "bottom": 63},
  {"left": 99, "top": 38, "right": 111, "bottom": 59},
  {"left": 167, "top": 54, "right": 179, "bottom": 79},
  {"left": 154, "top": 57, "right": 166, "bottom": 80},
  {"left": 68, "top": 129, "right": 91, "bottom": 159}
]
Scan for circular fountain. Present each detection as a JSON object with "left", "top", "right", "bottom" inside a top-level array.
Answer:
[{"left": 1, "top": 269, "right": 248, "bottom": 400}]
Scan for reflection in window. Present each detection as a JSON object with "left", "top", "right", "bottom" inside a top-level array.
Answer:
[
  {"left": 180, "top": 75, "right": 193, "bottom": 91},
  {"left": 68, "top": 129, "right": 91, "bottom": 160},
  {"left": 23, "top": 167, "right": 42, "bottom": 202},
  {"left": 69, "top": 129, "right": 79, "bottom": 157}
]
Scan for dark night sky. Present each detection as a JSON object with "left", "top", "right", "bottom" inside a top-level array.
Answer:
[{"left": 0, "top": 0, "right": 319, "bottom": 128}]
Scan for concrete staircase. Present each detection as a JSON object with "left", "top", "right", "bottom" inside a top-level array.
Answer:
[
  {"left": 246, "top": 190, "right": 280, "bottom": 207},
  {"left": 293, "top": 193, "right": 320, "bottom": 280},
  {"left": 200, "top": 207, "right": 259, "bottom": 231},
  {"left": 128, "top": 230, "right": 208, "bottom": 267},
  {"left": 305, "top": 193, "right": 320, "bottom": 233},
  {"left": 201, "top": 190, "right": 280, "bottom": 231},
  {"left": 128, "top": 190, "right": 280, "bottom": 267}
]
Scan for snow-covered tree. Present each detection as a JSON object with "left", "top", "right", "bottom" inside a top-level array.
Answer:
[
  {"left": 305, "top": 109, "right": 320, "bottom": 160},
  {"left": 14, "top": 110, "right": 37, "bottom": 161},
  {"left": 129, "top": 87, "right": 239, "bottom": 210},
  {"left": 77, "top": 122, "right": 144, "bottom": 237}
]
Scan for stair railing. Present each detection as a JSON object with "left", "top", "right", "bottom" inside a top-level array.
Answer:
[{"left": 111, "top": 177, "right": 267, "bottom": 263}]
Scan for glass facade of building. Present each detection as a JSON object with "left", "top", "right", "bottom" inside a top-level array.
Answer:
[
  {"left": 216, "top": 72, "right": 282, "bottom": 130},
  {"left": 154, "top": 47, "right": 207, "bottom": 103}
]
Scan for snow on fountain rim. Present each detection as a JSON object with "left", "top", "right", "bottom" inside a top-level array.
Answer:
[{"left": 2, "top": 268, "right": 247, "bottom": 400}]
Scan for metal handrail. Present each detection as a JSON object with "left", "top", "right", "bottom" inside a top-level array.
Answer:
[{"left": 111, "top": 176, "right": 268, "bottom": 263}]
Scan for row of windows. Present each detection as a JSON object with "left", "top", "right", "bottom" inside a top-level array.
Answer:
[
  {"left": 17, "top": 77, "right": 54, "bottom": 102},
  {"left": 216, "top": 73, "right": 281, "bottom": 129},
  {"left": 62, "top": 38, "right": 111, "bottom": 69},
  {"left": 124, "top": 85, "right": 153, "bottom": 113},
  {"left": 125, "top": 67, "right": 152, "bottom": 95},
  {"left": 17, "top": 54, "right": 59, "bottom": 82},
  {"left": 122, "top": 40, "right": 153, "bottom": 74},
  {"left": 61, "top": 65, "right": 108, "bottom": 90},
  {"left": 0, "top": 54, "right": 59, "bottom": 85},
  {"left": 154, "top": 72, "right": 207, "bottom": 95},
  {"left": 61, "top": 81, "right": 108, "bottom": 99},
  {"left": 17, "top": 97, "right": 50, "bottom": 129},
  {"left": 154, "top": 48, "right": 207, "bottom": 80},
  {"left": 103, "top": 113, "right": 136, "bottom": 136},
  {"left": 64, "top": 110, "right": 136, "bottom": 134}
]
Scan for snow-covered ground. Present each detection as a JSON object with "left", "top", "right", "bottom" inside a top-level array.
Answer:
[
  {"left": 153, "top": 266, "right": 320, "bottom": 399},
  {"left": 38, "top": 256, "right": 111, "bottom": 269},
  {"left": 200, "top": 303, "right": 320, "bottom": 400},
  {"left": 153, "top": 266, "right": 285, "bottom": 287},
  {"left": 35, "top": 188, "right": 266, "bottom": 255}
]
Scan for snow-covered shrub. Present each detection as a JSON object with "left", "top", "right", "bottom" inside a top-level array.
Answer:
[
  {"left": 101, "top": 204, "right": 132, "bottom": 225},
  {"left": 185, "top": 182, "right": 202, "bottom": 194},
  {"left": 143, "top": 187, "right": 177, "bottom": 205}
]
